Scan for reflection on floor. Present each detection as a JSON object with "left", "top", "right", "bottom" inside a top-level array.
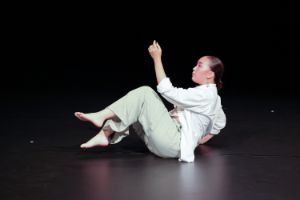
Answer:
[{"left": 1, "top": 92, "right": 300, "bottom": 200}]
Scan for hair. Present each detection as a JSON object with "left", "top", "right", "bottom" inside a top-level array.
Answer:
[{"left": 205, "top": 56, "right": 224, "bottom": 90}]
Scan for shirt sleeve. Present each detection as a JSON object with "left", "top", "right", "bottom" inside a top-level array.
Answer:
[
  {"left": 210, "top": 107, "right": 226, "bottom": 135},
  {"left": 156, "top": 77, "right": 209, "bottom": 109}
]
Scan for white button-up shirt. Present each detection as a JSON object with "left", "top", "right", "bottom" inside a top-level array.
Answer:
[{"left": 157, "top": 77, "right": 226, "bottom": 162}]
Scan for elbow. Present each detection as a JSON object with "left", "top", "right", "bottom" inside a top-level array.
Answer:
[
  {"left": 199, "top": 140, "right": 208, "bottom": 145},
  {"left": 198, "top": 139, "right": 207, "bottom": 145},
  {"left": 199, "top": 134, "right": 214, "bottom": 145}
]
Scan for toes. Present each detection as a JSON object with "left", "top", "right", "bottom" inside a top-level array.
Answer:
[{"left": 75, "top": 112, "right": 84, "bottom": 118}]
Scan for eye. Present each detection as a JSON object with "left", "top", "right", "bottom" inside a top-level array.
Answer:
[{"left": 197, "top": 62, "right": 203, "bottom": 67}]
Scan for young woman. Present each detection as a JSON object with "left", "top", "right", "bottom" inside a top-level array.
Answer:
[{"left": 74, "top": 40, "right": 226, "bottom": 162}]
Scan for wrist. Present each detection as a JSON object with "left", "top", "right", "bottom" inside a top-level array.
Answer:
[{"left": 153, "top": 57, "right": 162, "bottom": 63}]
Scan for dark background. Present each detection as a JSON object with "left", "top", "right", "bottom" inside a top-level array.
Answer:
[
  {"left": 2, "top": 1, "right": 299, "bottom": 97},
  {"left": 1, "top": 3, "right": 300, "bottom": 200}
]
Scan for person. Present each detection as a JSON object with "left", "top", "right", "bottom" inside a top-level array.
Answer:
[{"left": 74, "top": 40, "right": 226, "bottom": 162}]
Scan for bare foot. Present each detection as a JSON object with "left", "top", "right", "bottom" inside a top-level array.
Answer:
[
  {"left": 74, "top": 112, "right": 104, "bottom": 128},
  {"left": 80, "top": 132, "right": 109, "bottom": 148}
]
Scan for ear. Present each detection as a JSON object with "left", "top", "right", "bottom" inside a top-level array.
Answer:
[{"left": 206, "top": 71, "right": 215, "bottom": 79}]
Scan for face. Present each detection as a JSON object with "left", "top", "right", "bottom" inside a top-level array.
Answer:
[{"left": 192, "top": 56, "right": 214, "bottom": 85}]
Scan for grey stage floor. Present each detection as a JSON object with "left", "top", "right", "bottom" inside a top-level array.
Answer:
[{"left": 1, "top": 90, "right": 300, "bottom": 200}]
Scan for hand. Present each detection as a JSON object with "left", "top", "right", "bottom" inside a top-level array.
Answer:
[{"left": 148, "top": 40, "right": 162, "bottom": 60}]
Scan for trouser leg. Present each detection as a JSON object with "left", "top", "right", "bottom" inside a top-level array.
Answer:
[{"left": 103, "top": 86, "right": 181, "bottom": 158}]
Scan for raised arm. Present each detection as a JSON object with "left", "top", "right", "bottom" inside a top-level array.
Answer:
[{"left": 148, "top": 40, "right": 166, "bottom": 84}]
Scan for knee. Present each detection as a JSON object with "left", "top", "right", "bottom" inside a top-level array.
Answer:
[
  {"left": 137, "top": 86, "right": 155, "bottom": 94},
  {"left": 129, "top": 86, "right": 157, "bottom": 99}
]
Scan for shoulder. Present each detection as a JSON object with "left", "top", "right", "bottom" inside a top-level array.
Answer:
[{"left": 193, "top": 84, "right": 218, "bottom": 99}]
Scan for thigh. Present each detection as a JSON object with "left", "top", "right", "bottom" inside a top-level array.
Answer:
[
  {"left": 148, "top": 115, "right": 181, "bottom": 158},
  {"left": 136, "top": 88, "right": 181, "bottom": 158},
  {"left": 139, "top": 111, "right": 181, "bottom": 158}
]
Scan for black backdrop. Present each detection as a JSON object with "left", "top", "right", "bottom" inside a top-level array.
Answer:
[{"left": 2, "top": 1, "right": 299, "bottom": 96}]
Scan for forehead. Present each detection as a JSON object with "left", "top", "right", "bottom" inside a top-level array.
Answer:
[{"left": 197, "top": 56, "right": 210, "bottom": 64}]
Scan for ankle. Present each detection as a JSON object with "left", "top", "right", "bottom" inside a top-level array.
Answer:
[
  {"left": 103, "top": 129, "right": 114, "bottom": 138},
  {"left": 100, "top": 108, "right": 115, "bottom": 120}
]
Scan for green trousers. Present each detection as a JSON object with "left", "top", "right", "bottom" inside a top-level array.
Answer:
[{"left": 103, "top": 86, "right": 181, "bottom": 158}]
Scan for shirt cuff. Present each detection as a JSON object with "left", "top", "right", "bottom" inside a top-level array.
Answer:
[{"left": 157, "top": 77, "right": 172, "bottom": 93}]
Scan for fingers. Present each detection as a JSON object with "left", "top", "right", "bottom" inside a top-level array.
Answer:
[
  {"left": 156, "top": 42, "right": 161, "bottom": 50},
  {"left": 148, "top": 40, "right": 161, "bottom": 52},
  {"left": 153, "top": 40, "right": 160, "bottom": 48},
  {"left": 149, "top": 40, "right": 160, "bottom": 49}
]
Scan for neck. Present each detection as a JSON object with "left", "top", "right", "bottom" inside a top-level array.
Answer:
[{"left": 206, "top": 79, "right": 215, "bottom": 84}]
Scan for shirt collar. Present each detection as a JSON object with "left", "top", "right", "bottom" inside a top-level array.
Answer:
[{"left": 196, "top": 83, "right": 216, "bottom": 88}]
